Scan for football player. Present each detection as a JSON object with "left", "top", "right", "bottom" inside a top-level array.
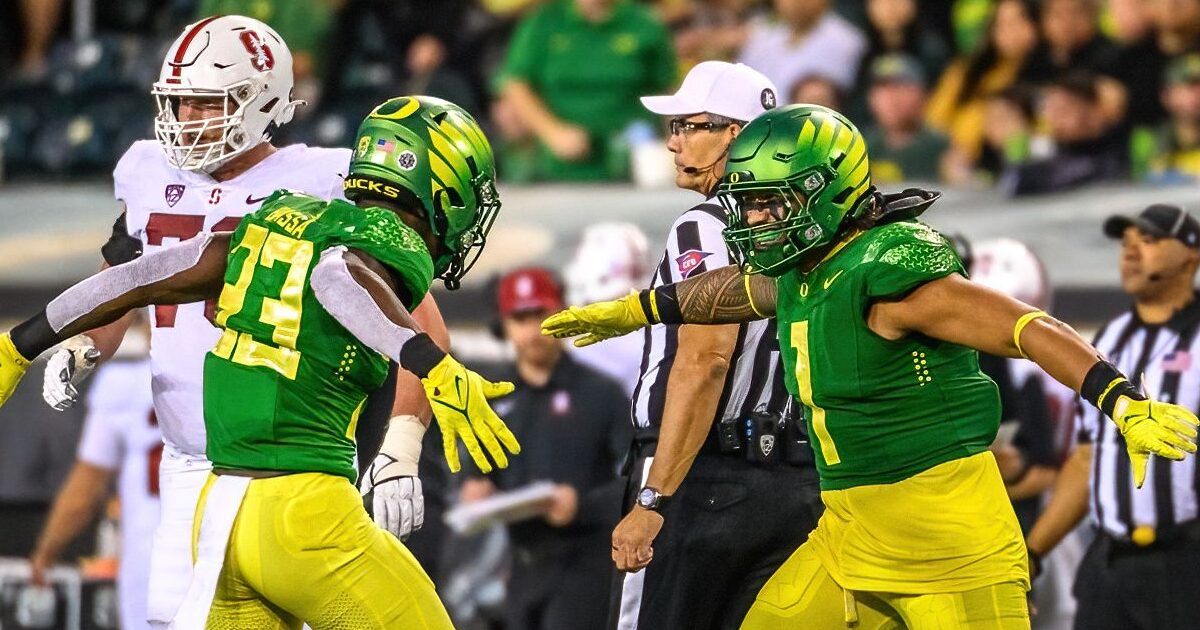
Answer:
[
  {"left": 0, "top": 96, "right": 518, "bottom": 628},
  {"left": 35, "top": 15, "right": 450, "bottom": 628},
  {"left": 543, "top": 104, "right": 1199, "bottom": 628}
]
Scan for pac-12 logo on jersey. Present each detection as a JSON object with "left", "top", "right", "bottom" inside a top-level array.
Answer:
[
  {"left": 239, "top": 31, "right": 275, "bottom": 71},
  {"left": 676, "top": 249, "right": 713, "bottom": 278},
  {"left": 164, "top": 184, "right": 185, "bottom": 207}
]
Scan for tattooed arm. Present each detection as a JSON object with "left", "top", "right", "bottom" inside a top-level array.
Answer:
[
  {"left": 656, "top": 265, "right": 777, "bottom": 324},
  {"left": 541, "top": 266, "right": 776, "bottom": 347}
]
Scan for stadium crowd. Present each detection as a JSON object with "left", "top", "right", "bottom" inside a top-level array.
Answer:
[
  {"left": 2, "top": 1, "right": 1200, "bottom": 630},
  {"left": 3, "top": 0, "right": 1200, "bottom": 191}
]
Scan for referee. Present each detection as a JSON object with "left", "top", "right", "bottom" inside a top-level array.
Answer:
[
  {"left": 1027, "top": 204, "right": 1200, "bottom": 630},
  {"left": 608, "top": 61, "right": 822, "bottom": 630}
]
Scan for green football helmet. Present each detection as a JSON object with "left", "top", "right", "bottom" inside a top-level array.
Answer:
[
  {"left": 720, "top": 104, "right": 873, "bottom": 277},
  {"left": 344, "top": 95, "right": 500, "bottom": 289}
]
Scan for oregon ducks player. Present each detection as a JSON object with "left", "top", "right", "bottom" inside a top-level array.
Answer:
[
  {"left": 542, "top": 104, "right": 1200, "bottom": 629},
  {"left": 0, "top": 96, "right": 517, "bottom": 629}
]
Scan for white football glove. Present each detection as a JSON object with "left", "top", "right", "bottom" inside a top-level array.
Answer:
[
  {"left": 359, "top": 415, "right": 427, "bottom": 540},
  {"left": 43, "top": 336, "right": 101, "bottom": 411}
]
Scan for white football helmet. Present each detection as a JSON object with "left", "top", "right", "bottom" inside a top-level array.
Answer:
[
  {"left": 971, "top": 238, "right": 1052, "bottom": 311},
  {"left": 565, "top": 222, "right": 652, "bottom": 305},
  {"left": 152, "top": 15, "right": 302, "bottom": 172}
]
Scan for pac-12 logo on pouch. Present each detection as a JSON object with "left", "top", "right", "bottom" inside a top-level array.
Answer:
[
  {"left": 239, "top": 31, "right": 275, "bottom": 71},
  {"left": 676, "top": 249, "right": 713, "bottom": 278},
  {"left": 164, "top": 184, "right": 185, "bottom": 207}
]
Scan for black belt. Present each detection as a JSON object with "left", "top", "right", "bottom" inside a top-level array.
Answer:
[{"left": 1100, "top": 519, "right": 1200, "bottom": 558}]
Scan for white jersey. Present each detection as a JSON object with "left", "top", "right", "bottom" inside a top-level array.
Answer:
[
  {"left": 113, "top": 140, "right": 351, "bottom": 456},
  {"left": 77, "top": 359, "right": 160, "bottom": 630}
]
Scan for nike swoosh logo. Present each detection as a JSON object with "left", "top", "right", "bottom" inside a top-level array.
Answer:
[
  {"left": 246, "top": 194, "right": 269, "bottom": 205},
  {"left": 823, "top": 270, "right": 845, "bottom": 290}
]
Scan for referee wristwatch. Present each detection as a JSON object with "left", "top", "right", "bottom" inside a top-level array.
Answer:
[{"left": 636, "top": 486, "right": 671, "bottom": 513}]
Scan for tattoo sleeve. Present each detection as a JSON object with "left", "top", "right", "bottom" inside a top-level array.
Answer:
[{"left": 658, "top": 266, "right": 777, "bottom": 325}]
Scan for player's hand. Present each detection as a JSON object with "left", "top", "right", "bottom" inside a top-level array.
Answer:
[
  {"left": 42, "top": 336, "right": 100, "bottom": 411},
  {"left": 546, "top": 123, "right": 591, "bottom": 161},
  {"left": 612, "top": 507, "right": 662, "bottom": 572},
  {"left": 0, "top": 333, "right": 32, "bottom": 409},
  {"left": 541, "top": 291, "right": 651, "bottom": 347},
  {"left": 359, "top": 454, "right": 425, "bottom": 540},
  {"left": 1112, "top": 395, "right": 1200, "bottom": 488},
  {"left": 421, "top": 354, "right": 520, "bottom": 473}
]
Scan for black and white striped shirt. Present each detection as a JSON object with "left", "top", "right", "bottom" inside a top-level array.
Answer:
[
  {"left": 631, "top": 201, "right": 789, "bottom": 433},
  {"left": 1079, "top": 295, "right": 1200, "bottom": 538}
]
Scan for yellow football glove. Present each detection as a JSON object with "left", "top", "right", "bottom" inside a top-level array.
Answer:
[
  {"left": 1112, "top": 395, "right": 1200, "bottom": 488},
  {"left": 421, "top": 353, "right": 521, "bottom": 473},
  {"left": 540, "top": 291, "right": 651, "bottom": 347},
  {"left": 0, "top": 333, "right": 32, "bottom": 409}
]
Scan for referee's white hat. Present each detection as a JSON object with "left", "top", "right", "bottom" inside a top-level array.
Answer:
[{"left": 641, "top": 61, "right": 778, "bottom": 124}]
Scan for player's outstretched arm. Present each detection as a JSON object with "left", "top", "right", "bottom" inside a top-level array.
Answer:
[
  {"left": 873, "top": 273, "right": 1199, "bottom": 488},
  {"left": 309, "top": 247, "right": 520, "bottom": 474},
  {"left": 0, "top": 234, "right": 231, "bottom": 408},
  {"left": 542, "top": 265, "right": 775, "bottom": 346}
]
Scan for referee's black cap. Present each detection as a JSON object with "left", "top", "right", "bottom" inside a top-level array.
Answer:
[{"left": 1104, "top": 204, "right": 1200, "bottom": 249}]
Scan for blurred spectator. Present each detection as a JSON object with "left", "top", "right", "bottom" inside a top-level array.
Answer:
[
  {"left": 670, "top": 0, "right": 759, "bottom": 68},
  {"left": 927, "top": 0, "right": 1039, "bottom": 162},
  {"left": 862, "top": 53, "right": 951, "bottom": 183},
  {"left": 319, "top": 0, "right": 478, "bottom": 120},
  {"left": 860, "top": 0, "right": 951, "bottom": 97},
  {"left": 1131, "top": 53, "right": 1200, "bottom": 183},
  {"left": 1111, "top": 0, "right": 1200, "bottom": 127},
  {"left": 1029, "top": 0, "right": 1118, "bottom": 78},
  {"left": 737, "top": 0, "right": 866, "bottom": 94},
  {"left": 495, "top": 0, "right": 677, "bottom": 181},
  {"left": 964, "top": 84, "right": 1038, "bottom": 182},
  {"left": 787, "top": 73, "right": 843, "bottom": 109},
  {"left": 459, "top": 268, "right": 631, "bottom": 630},
  {"left": 15, "top": 0, "right": 64, "bottom": 78},
  {"left": 563, "top": 222, "right": 652, "bottom": 397},
  {"left": 1000, "top": 71, "right": 1127, "bottom": 195}
]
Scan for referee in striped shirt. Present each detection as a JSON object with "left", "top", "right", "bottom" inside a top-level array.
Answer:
[
  {"left": 606, "top": 61, "right": 822, "bottom": 630},
  {"left": 1028, "top": 204, "right": 1200, "bottom": 630}
]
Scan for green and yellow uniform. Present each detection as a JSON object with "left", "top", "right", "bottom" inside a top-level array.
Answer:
[
  {"left": 773, "top": 220, "right": 1026, "bottom": 596},
  {"left": 716, "top": 105, "right": 1029, "bottom": 628},
  {"left": 198, "top": 191, "right": 451, "bottom": 630},
  {"left": 204, "top": 192, "right": 433, "bottom": 483}
]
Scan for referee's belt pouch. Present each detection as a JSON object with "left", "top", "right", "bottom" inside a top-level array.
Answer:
[{"left": 719, "top": 410, "right": 814, "bottom": 467}]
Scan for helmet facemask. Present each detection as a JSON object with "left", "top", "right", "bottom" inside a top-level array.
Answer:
[
  {"left": 152, "top": 79, "right": 275, "bottom": 172},
  {"left": 720, "top": 164, "right": 840, "bottom": 277},
  {"left": 436, "top": 173, "right": 500, "bottom": 290}
]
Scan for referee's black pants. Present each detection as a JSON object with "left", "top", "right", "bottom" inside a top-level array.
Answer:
[
  {"left": 1073, "top": 526, "right": 1200, "bottom": 630},
  {"left": 608, "top": 451, "right": 823, "bottom": 630}
]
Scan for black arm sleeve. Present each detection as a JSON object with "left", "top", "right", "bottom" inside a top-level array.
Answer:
[{"left": 100, "top": 212, "right": 143, "bottom": 266}]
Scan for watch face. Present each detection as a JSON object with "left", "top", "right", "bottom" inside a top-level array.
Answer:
[{"left": 637, "top": 488, "right": 657, "bottom": 507}]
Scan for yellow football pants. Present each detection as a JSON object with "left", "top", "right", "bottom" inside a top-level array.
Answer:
[
  {"left": 740, "top": 541, "right": 1029, "bottom": 630},
  {"left": 195, "top": 472, "right": 454, "bottom": 630}
]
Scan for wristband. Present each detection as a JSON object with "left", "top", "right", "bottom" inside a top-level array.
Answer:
[
  {"left": 398, "top": 333, "right": 447, "bottom": 379},
  {"left": 1079, "top": 360, "right": 1145, "bottom": 418},
  {"left": 642, "top": 285, "right": 683, "bottom": 325}
]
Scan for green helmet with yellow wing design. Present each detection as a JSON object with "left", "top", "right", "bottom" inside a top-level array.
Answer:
[
  {"left": 344, "top": 95, "right": 500, "bottom": 289},
  {"left": 720, "top": 104, "right": 873, "bottom": 277}
]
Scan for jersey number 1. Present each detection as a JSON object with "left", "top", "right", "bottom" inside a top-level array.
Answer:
[
  {"left": 212, "top": 223, "right": 313, "bottom": 380},
  {"left": 791, "top": 321, "right": 841, "bottom": 466}
]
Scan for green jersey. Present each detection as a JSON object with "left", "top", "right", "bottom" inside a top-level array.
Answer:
[
  {"left": 776, "top": 220, "right": 1001, "bottom": 490},
  {"left": 202, "top": 192, "right": 434, "bottom": 482}
]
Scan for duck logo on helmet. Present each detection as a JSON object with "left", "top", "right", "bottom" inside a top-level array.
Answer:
[{"left": 238, "top": 31, "right": 275, "bottom": 71}]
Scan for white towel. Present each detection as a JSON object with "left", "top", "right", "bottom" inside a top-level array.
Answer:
[{"left": 167, "top": 475, "right": 251, "bottom": 630}]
